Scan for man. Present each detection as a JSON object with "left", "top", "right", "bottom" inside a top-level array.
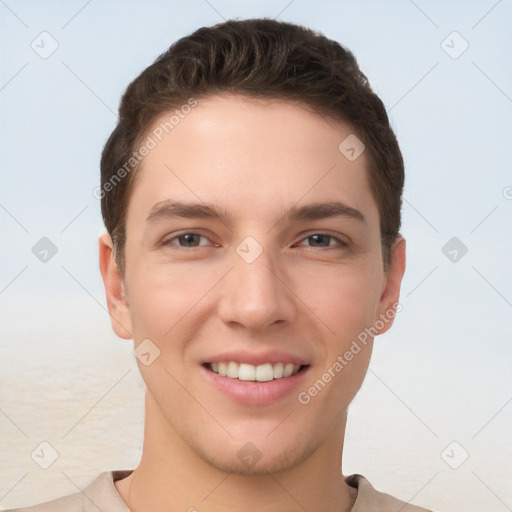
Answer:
[{"left": 9, "top": 18, "right": 434, "bottom": 512}]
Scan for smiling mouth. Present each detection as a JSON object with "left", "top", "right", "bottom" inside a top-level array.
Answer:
[{"left": 203, "top": 362, "right": 309, "bottom": 382}]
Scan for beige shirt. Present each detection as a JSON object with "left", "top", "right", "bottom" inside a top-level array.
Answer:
[{"left": 7, "top": 470, "right": 434, "bottom": 512}]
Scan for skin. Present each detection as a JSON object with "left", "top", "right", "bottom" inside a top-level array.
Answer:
[{"left": 99, "top": 93, "right": 406, "bottom": 512}]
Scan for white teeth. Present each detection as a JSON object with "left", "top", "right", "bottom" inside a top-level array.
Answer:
[
  {"left": 255, "top": 363, "right": 274, "bottom": 382},
  {"left": 238, "top": 363, "right": 255, "bottom": 381},
  {"left": 227, "top": 361, "right": 238, "bottom": 378},
  {"left": 273, "top": 362, "right": 284, "bottom": 378},
  {"left": 208, "top": 361, "right": 304, "bottom": 381},
  {"left": 283, "top": 363, "right": 294, "bottom": 377}
]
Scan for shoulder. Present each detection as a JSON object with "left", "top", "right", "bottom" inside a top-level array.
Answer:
[
  {"left": 2, "top": 470, "right": 132, "bottom": 512},
  {"left": 3, "top": 492, "right": 82, "bottom": 512},
  {"left": 346, "top": 473, "right": 436, "bottom": 512}
]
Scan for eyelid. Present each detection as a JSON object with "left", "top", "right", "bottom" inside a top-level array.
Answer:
[
  {"left": 160, "top": 230, "right": 216, "bottom": 247},
  {"left": 295, "top": 231, "right": 348, "bottom": 248}
]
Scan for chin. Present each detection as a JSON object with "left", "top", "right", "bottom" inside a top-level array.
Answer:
[{"left": 192, "top": 434, "right": 316, "bottom": 476}]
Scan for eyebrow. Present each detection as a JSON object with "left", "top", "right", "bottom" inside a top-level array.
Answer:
[{"left": 145, "top": 199, "right": 366, "bottom": 225}]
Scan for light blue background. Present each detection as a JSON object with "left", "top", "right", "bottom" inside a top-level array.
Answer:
[{"left": 1, "top": 1, "right": 511, "bottom": 510}]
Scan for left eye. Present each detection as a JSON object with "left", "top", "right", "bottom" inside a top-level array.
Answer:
[{"left": 297, "top": 234, "right": 346, "bottom": 248}]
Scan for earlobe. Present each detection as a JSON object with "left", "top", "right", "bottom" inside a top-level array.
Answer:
[
  {"left": 375, "top": 237, "right": 406, "bottom": 336},
  {"left": 98, "top": 232, "right": 133, "bottom": 340}
]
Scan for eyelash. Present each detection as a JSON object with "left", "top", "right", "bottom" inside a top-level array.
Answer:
[{"left": 161, "top": 231, "right": 348, "bottom": 250}]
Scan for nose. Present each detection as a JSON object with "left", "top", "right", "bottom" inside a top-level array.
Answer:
[{"left": 217, "top": 243, "right": 297, "bottom": 332}]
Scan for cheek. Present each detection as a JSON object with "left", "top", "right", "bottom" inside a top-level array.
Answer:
[
  {"left": 125, "top": 263, "right": 211, "bottom": 340},
  {"left": 294, "top": 260, "right": 382, "bottom": 342},
  {"left": 125, "top": 266, "right": 206, "bottom": 401},
  {"left": 123, "top": 262, "right": 231, "bottom": 396},
  {"left": 297, "top": 274, "right": 377, "bottom": 416}
]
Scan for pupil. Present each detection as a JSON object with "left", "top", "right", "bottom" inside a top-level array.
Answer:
[
  {"left": 182, "top": 234, "right": 198, "bottom": 246},
  {"left": 311, "top": 234, "right": 328, "bottom": 247}
]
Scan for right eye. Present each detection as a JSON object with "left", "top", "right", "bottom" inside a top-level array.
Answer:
[{"left": 161, "top": 232, "right": 213, "bottom": 249}]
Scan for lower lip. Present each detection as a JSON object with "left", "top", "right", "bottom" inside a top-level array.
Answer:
[{"left": 200, "top": 365, "right": 311, "bottom": 406}]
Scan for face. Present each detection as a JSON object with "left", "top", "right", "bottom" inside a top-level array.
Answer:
[{"left": 100, "top": 93, "right": 405, "bottom": 475}]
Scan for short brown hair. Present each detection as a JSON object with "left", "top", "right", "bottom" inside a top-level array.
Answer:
[{"left": 100, "top": 18, "right": 404, "bottom": 273}]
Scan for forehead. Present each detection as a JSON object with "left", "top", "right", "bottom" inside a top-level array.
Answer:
[{"left": 127, "top": 94, "right": 379, "bottom": 228}]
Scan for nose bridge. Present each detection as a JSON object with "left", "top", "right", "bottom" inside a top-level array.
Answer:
[
  {"left": 237, "top": 246, "right": 279, "bottom": 299},
  {"left": 217, "top": 236, "right": 295, "bottom": 330}
]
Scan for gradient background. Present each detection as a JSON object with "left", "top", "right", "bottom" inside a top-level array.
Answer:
[{"left": 1, "top": 1, "right": 511, "bottom": 510}]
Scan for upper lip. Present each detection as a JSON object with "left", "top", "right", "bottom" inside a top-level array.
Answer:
[{"left": 203, "top": 350, "right": 310, "bottom": 367}]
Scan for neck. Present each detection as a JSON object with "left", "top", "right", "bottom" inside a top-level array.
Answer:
[{"left": 116, "top": 392, "right": 357, "bottom": 512}]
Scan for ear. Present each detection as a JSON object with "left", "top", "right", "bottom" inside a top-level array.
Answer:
[
  {"left": 98, "top": 231, "right": 133, "bottom": 339},
  {"left": 375, "top": 236, "right": 406, "bottom": 335}
]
